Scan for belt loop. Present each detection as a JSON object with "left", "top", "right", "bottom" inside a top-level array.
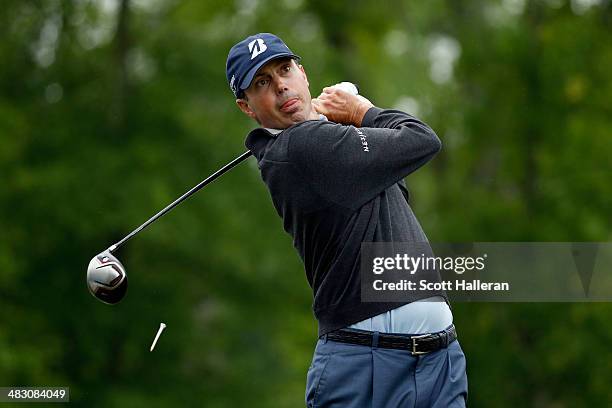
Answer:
[
  {"left": 372, "top": 331, "right": 379, "bottom": 349},
  {"left": 323, "top": 334, "right": 329, "bottom": 344}
]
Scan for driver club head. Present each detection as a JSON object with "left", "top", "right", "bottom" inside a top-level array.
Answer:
[{"left": 87, "top": 250, "right": 128, "bottom": 304}]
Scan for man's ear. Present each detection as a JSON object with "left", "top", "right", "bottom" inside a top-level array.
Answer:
[{"left": 236, "top": 98, "right": 257, "bottom": 121}]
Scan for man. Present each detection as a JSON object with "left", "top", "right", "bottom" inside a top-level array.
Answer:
[{"left": 227, "top": 33, "right": 468, "bottom": 407}]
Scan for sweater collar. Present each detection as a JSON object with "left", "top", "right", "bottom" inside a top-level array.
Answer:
[{"left": 264, "top": 114, "right": 328, "bottom": 137}]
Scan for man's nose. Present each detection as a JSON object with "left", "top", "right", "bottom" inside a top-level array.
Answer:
[{"left": 274, "top": 77, "right": 289, "bottom": 94}]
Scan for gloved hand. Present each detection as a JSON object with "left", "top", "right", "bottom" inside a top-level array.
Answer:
[{"left": 312, "top": 83, "right": 374, "bottom": 127}]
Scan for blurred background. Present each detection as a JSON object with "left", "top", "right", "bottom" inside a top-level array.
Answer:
[{"left": 1, "top": 0, "right": 611, "bottom": 406}]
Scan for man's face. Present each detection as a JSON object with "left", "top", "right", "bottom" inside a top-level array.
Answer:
[{"left": 236, "top": 58, "right": 318, "bottom": 129}]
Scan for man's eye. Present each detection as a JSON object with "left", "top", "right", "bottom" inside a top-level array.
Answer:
[
  {"left": 257, "top": 79, "right": 269, "bottom": 87},
  {"left": 282, "top": 65, "right": 291, "bottom": 72}
]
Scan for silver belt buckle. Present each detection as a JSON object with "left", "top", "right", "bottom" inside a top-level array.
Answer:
[{"left": 411, "top": 333, "right": 431, "bottom": 356}]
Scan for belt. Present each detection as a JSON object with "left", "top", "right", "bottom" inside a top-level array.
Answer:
[{"left": 325, "top": 324, "right": 457, "bottom": 356}]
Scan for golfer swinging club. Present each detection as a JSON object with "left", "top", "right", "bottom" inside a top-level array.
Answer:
[{"left": 227, "top": 33, "right": 468, "bottom": 407}]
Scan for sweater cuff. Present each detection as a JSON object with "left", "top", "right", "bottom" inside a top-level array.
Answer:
[{"left": 361, "top": 107, "right": 383, "bottom": 127}]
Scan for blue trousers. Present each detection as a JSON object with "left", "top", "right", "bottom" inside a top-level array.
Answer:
[{"left": 305, "top": 331, "right": 468, "bottom": 407}]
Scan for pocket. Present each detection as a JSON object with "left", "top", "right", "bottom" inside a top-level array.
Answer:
[
  {"left": 448, "top": 340, "right": 468, "bottom": 404},
  {"left": 449, "top": 341, "right": 467, "bottom": 379},
  {"left": 305, "top": 341, "right": 336, "bottom": 407}
]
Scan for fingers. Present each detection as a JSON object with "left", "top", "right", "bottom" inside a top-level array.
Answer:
[
  {"left": 313, "top": 89, "right": 351, "bottom": 113},
  {"left": 312, "top": 97, "right": 327, "bottom": 108},
  {"left": 314, "top": 84, "right": 371, "bottom": 125},
  {"left": 311, "top": 98, "right": 325, "bottom": 114},
  {"left": 315, "top": 89, "right": 344, "bottom": 101},
  {"left": 323, "top": 87, "right": 346, "bottom": 95},
  {"left": 321, "top": 86, "right": 350, "bottom": 96},
  {"left": 315, "top": 88, "right": 333, "bottom": 98}
]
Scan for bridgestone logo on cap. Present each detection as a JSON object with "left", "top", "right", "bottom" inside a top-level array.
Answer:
[{"left": 248, "top": 38, "right": 267, "bottom": 60}]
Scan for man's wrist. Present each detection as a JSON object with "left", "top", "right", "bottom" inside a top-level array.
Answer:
[
  {"left": 360, "top": 106, "right": 383, "bottom": 127},
  {"left": 352, "top": 103, "right": 374, "bottom": 127}
]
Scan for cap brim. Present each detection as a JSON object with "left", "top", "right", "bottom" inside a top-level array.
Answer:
[{"left": 238, "top": 53, "right": 301, "bottom": 96}]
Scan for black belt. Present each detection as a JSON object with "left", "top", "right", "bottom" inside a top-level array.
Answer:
[{"left": 325, "top": 324, "right": 457, "bottom": 356}]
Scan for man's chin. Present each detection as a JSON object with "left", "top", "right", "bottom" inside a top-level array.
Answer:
[
  {"left": 263, "top": 111, "right": 309, "bottom": 129},
  {"left": 286, "top": 110, "right": 309, "bottom": 124}
]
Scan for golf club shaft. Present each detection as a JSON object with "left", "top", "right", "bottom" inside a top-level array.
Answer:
[{"left": 108, "top": 150, "right": 253, "bottom": 253}]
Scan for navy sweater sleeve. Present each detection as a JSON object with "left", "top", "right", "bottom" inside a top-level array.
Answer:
[{"left": 287, "top": 107, "right": 441, "bottom": 210}]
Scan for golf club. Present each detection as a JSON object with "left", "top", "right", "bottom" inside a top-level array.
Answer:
[{"left": 86, "top": 150, "right": 252, "bottom": 304}]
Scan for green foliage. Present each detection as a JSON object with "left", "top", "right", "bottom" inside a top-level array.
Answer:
[{"left": 1, "top": 0, "right": 610, "bottom": 406}]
